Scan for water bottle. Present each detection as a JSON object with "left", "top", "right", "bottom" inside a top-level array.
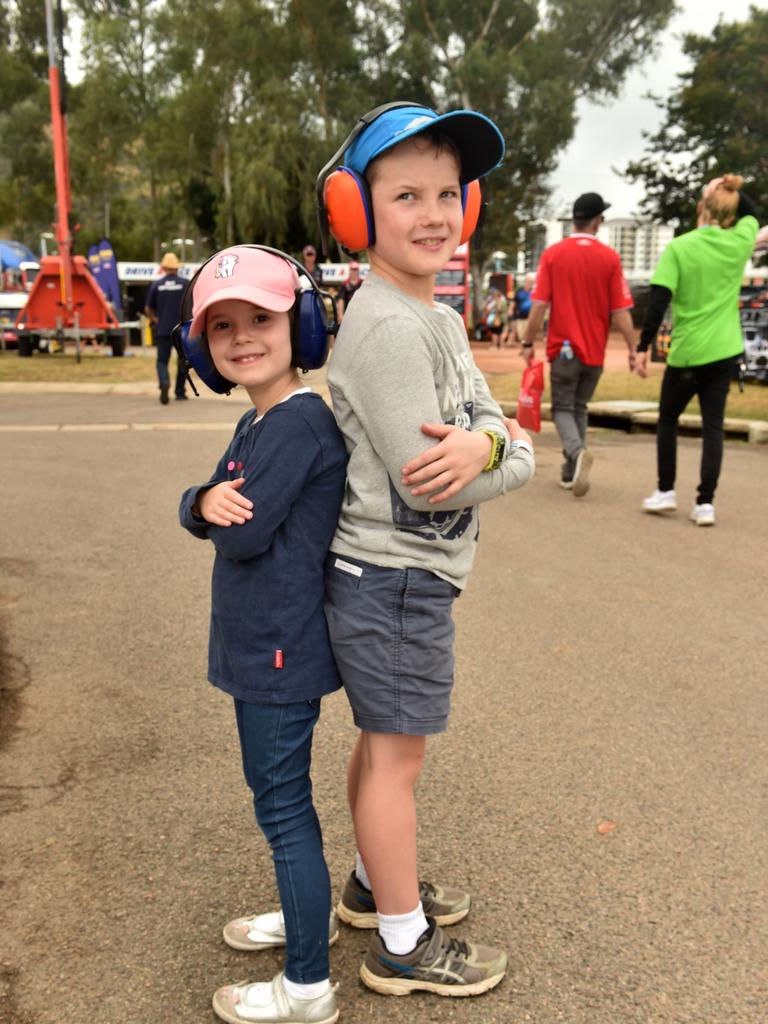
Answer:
[{"left": 560, "top": 340, "right": 574, "bottom": 360}]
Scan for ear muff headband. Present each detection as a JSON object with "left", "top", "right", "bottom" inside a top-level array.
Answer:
[
  {"left": 317, "top": 103, "right": 486, "bottom": 254},
  {"left": 172, "top": 245, "right": 338, "bottom": 396},
  {"left": 323, "top": 168, "right": 374, "bottom": 252},
  {"left": 315, "top": 101, "right": 427, "bottom": 256},
  {"left": 460, "top": 180, "right": 483, "bottom": 244},
  {"left": 316, "top": 102, "right": 430, "bottom": 256}
]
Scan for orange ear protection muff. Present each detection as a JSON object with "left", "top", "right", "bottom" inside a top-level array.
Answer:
[
  {"left": 316, "top": 102, "right": 485, "bottom": 255},
  {"left": 172, "top": 245, "right": 338, "bottom": 396}
]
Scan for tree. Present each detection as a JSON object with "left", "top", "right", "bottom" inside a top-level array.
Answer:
[
  {"left": 147, "top": 0, "right": 368, "bottom": 255},
  {"left": 3, "top": 0, "right": 678, "bottom": 271},
  {"left": 625, "top": 6, "right": 768, "bottom": 232},
  {"left": 346, "top": 0, "right": 677, "bottom": 315},
  {"left": 71, "top": 0, "right": 186, "bottom": 259},
  {"left": 0, "top": 0, "right": 56, "bottom": 246}
]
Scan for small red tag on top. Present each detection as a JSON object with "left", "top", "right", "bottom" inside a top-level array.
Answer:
[{"left": 274, "top": 649, "right": 284, "bottom": 669}]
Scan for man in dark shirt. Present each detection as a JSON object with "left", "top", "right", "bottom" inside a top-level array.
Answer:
[
  {"left": 337, "top": 260, "right": 364, "bottom": 320},
  {"left": 301, "top": 245, "right": 324, "bottom": 288},
  {"left": 144, "top": 252, "right": 187, "bottom": 404}
]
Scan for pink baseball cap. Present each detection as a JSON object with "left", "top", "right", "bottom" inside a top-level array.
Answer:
[{"left": 190, "top": 246, "right": 300, "bottom": 338}]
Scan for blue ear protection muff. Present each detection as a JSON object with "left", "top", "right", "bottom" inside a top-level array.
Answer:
[
  {"left": 316, "top": 102, "right": 485, "bottom": 256},
  {"left": 172, "top": 245, "right": 338, "bottom": 395}
]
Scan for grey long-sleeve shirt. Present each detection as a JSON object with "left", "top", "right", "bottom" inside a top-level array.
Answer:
[{"left": 327, "top": 273, "right": 534, "bottom": 589}]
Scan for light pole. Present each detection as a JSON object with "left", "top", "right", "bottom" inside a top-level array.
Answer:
[{"left": 172, "top": 237, "right": 195, "bottom": 262}]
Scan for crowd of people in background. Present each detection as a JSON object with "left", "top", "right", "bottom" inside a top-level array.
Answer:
[{"left": 477, "top": 272, "right": 536, "bottom": 349}]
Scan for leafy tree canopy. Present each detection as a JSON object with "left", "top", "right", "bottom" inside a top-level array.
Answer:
[
  {"left": 3, "top": 0, "right": 676, "bottom": 275},
  {"left": 0, "top": 0, "right": 55, "bottom": 236},
  {"left": 625, "top": 6, "right": 768, "bottom": 233}
]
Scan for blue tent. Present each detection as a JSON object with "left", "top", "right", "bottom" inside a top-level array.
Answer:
[{"left": 0, "top": 241, "right": 38, "bottom": 269}]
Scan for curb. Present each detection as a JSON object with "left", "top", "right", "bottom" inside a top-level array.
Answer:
[
  {"left": 0, "top": 381, "right": 251, "bottom": 402},
  {"left": 499, "top": 399, "right": 768, "bottom": 444},
  {"left": 0, "top": 379, "right": 332, "bottom": 403}
]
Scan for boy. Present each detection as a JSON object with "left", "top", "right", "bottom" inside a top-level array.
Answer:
[
  {"left": 178, "top": 246, "right": 346, "bottom": 1024},
  {"left": 320, "top": 105, "right": 535, "bottom": 996}
]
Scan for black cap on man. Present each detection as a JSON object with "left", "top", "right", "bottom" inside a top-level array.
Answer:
[{"left": 572, "top": 192, "right": 611, "bottom": 220}]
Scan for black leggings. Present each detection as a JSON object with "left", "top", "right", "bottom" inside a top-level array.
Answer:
[{"left": 657, "top": 355, "right": 737, "bottom": 504}]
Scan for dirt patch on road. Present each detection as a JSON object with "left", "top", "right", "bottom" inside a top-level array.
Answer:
[
  {"left": 0, "top": 964, "right": 38, "bottom": 1024},
  {"left": 0, "top": 622, "right": 29, "bottom": 752},
  {"left": 0, "top": 558, "right": 33, "bottom": 752}
]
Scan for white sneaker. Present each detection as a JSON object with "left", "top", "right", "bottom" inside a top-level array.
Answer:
[
  {"left": 213, "top": 972, "right": 339, "bottom": 1024},
  {"left": 690, "top": 503, "right": 716, "bottom": 526},
  {"left": 642, "top": 489, "right": 677, "bottom": 514},
  {"left": 223, "top": 910, "right": 339, "bottom": 951},
  {"left": 572, "top": 448, "right": 593, "bottom": 497}
]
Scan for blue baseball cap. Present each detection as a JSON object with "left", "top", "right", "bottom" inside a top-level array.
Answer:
[{"left": 345, "top": 105, "right": 505, "bottom": 184}]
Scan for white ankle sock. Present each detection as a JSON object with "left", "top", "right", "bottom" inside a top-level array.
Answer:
[
  {"left": 282, "top": 975, "right": 331, "bottom": 1001},
  {"left": 377, "top": 903, "right": 428, "bottom": 955},
  {"left": 355, "top": 851, "right": 372, "bottom": 890}
]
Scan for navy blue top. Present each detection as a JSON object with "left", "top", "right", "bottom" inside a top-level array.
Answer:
[
  {"left": 145, "top": 272, "right": 186, "bottom": 336},
  {"left": 179, "top": 392, "right": 348, "bottom": 704},
  {"left": 515, "top": 288, "right": 532, "bottom": 318}
]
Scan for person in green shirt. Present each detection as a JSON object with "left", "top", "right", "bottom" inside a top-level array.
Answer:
[{"left": 635, "top": 175, "right": 761, "bottom": 526}]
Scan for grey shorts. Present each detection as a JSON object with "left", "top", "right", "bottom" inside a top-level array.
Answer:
[{"left": 324, "top": 555, "right": 459, "bottom": 736}]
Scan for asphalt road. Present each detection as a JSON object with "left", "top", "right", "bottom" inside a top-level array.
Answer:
[{"left": 1, "top": 392, "right": 766, "bottom": 1024}]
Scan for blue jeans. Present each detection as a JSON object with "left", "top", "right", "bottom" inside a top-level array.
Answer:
[
  {"left": 155, "top": 335, "right": 186, "bottom": 396},
  {"left": 234, "top": 698, "right": 330, "bottom": 983}
]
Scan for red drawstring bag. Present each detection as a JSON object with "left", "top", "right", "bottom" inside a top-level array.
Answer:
[{"left": 516, "top": 359, "right": 545, "bottom": 432}]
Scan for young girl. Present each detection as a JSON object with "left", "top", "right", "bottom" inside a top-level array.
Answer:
[{"left": 178, "top": 245, "right": 346, "bottom": 1024}]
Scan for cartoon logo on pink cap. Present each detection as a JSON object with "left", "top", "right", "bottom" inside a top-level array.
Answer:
[{"left": 215, "top": 254, "right": 239, "bottom": 279}]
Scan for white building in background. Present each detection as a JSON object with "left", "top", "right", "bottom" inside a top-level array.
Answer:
[
  {"left": 516, "top": 218, "right": 674, "bottom": 281},
  {"left": 603, "top": 219, "right": 675, "bottom": 278}
]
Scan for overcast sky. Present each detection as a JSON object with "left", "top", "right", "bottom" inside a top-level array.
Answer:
[{"left": 548, "top": 0, "right": 757, "bottom": 219}]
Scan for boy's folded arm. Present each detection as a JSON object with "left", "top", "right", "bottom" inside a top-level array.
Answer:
[
  {"left": 398, "top": 359, "right": 531, "bottom": 506},
  {"left": 346, "top": 322, "right": 531, "bottom": 512},
  {"left": 425, "top": 445, "right": 534, "bottom": 506},
  {"left": 346, "top": 329, "right": 468, "bottom": 513},
  {"left": 468, "top": 363, "right": 512, "bottom": 439},
  {"left": 206, "top": 417, "right": 324, "bottom": 561},
  {"left": 450, "top": 364, "right": 537, "bottom": 501}
]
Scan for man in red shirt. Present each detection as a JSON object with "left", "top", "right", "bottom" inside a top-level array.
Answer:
[{"left": 523, "top": 193, "right": 636, "bottom": 495}]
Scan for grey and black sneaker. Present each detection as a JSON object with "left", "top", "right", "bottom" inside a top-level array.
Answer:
[
  {"left": 360, "top": 918, "right": 507, "bottom": 997},
  {"left": 336, "top": 873, "right": 470, "bottom": 929}
]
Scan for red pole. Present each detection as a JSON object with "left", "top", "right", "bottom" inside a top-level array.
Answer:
[{"left": 45, "top": 0, "right": 74, "bottom": 325}]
